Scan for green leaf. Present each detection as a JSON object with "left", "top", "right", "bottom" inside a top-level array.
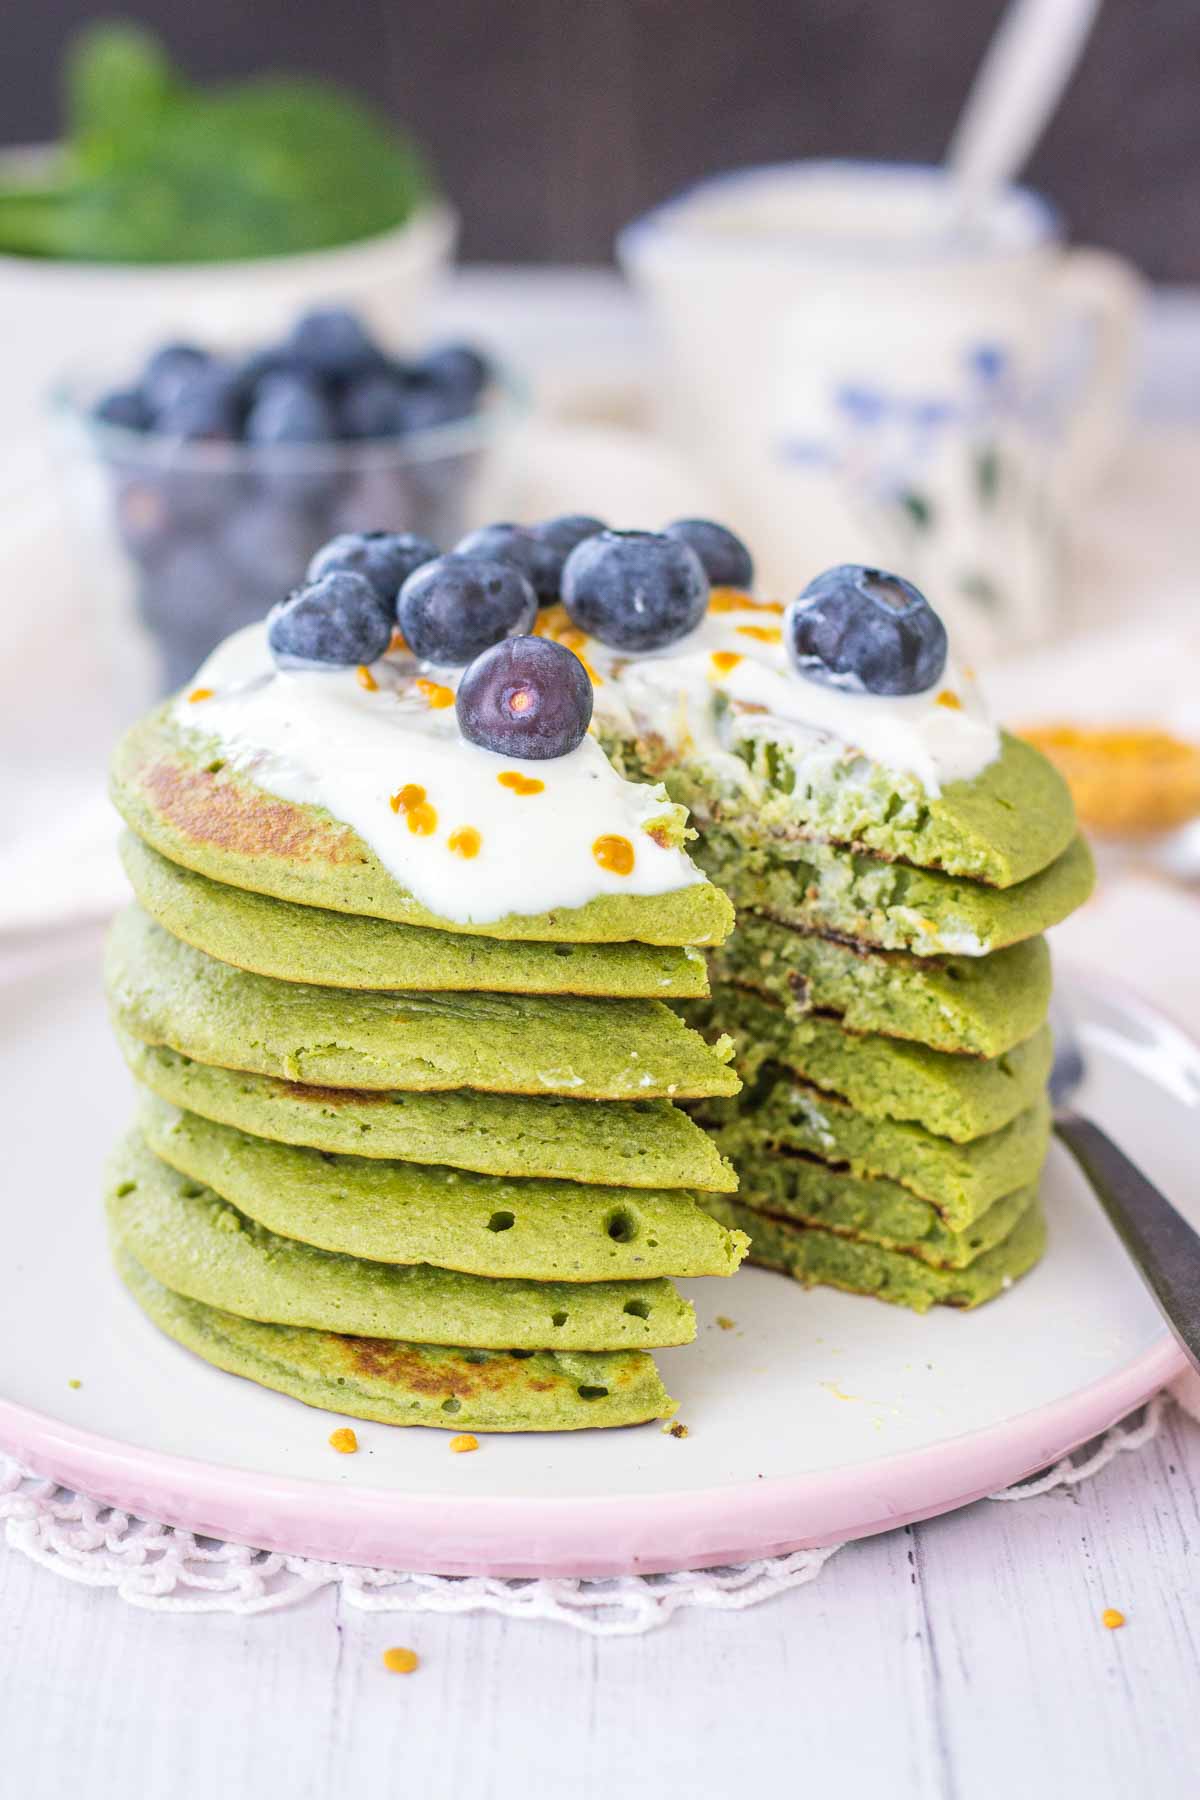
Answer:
[{"left": 65, "top": 22, "right": 180, "bottom": 172}]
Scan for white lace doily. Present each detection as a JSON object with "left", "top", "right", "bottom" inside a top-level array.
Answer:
[{"left": 0, "top": 1393, "right": 1174, "bottom": 1635}]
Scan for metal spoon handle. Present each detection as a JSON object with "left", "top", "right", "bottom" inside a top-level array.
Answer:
[{"left": 1055, "top": 1110, "right": 1200, "bottom": 1376}]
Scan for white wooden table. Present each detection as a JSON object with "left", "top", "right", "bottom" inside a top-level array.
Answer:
[
  {"left": 5, "top": 273, "right": 1200, "bottom": 1799},
  {"left": 3, "top": 1404, "right": 1198, "bottom": 1798}
]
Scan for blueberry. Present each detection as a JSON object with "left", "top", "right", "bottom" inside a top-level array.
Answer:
[
  {"left": 268, "top": 571, "right": 393, "bottom": 669},
  {"left": 561, "top": 529, "right": 709, "bottom": 653},
  {"left": 307, "top": 531, "right": 439, "bottom": 610},
  {"left": 284, "top": 308, "right": 383, "bottom": 382},
  {"left": 664, "top": 518, "right": 754, "bottom": 590},
  {"left": 415, "top": 343, "right": 490, "bottom": 398},
  {"left": 141, "top": 343, "right": 212, "bottom": 413},
  {"left": 456, "top": 635, "right": 593, "bottom": 760},
  {"left": 397, "top": 555, "right": 537, "bottom": 666},
  {"left": 95, "top": 387, "right": 151, "bottom": 432},
  {"left": 453, "top": 523, "right": 556, "bottom": 601},
  {"left": 338, "top": 371, "right": 409, "bottom": 440},
  {"left": 154, "top": 364, "right": 240, "bottom": 442},
  {"left": 785, "top": 564, "right": 948, "bottom": 697},
  {"left": 527, "top": 514, "right": 606, "bottom": 605},
  {"left": 245, "top": 372, "right": 336, "bottom": 447},
  {"left": 393, "top": 384, "right": 474, "bottom": 435}
]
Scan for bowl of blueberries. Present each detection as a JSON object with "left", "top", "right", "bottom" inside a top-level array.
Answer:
[{"left": 53, "top": 305, "right": 524, "bottom": 699}]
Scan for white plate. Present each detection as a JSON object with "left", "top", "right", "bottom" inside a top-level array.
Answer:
[{"left": 0, "top": 927, "right": 1189, "bottom": 1576}]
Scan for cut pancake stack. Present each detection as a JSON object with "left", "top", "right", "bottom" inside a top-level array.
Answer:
[
  {"left": 105, "top": 714, "right": 746, "bottom": 1432},
  {"left": 673, "top": 730, "right": 1094, "bottom": 1310}
]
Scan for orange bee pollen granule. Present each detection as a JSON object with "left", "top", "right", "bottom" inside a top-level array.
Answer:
[
  {"left": 356, "top": 665, "right": 378, "bottom": 691},
  {"left": 328, "top": 1427, "right": 358, "bottom": 1454},
  {"left": 593, "top": 834, "right": 635, "bottom": 875},
  {"left": 450, "top": 1434, "right": 479, "bottom": 1454},
  {"left": 498, "top": 770, "right": 545, "bottom": 796},
  {"left": 390, "top": 783, "right": 438, "bottom": 834},
  {"left": 710, "top": 650, "right": 742, "bottom": 676},
  {"left": 416, "top": 677, "right": 455, "bottom": 709},
  {"left": 736, "top": 624, "right": 782, "bottom": 644},
  {"left": 448, "top": 826, "right": 482, "bottom": 859},
  {"left": 936, "top": 689, "right": 963, "bottom": 710},
  {"left": 187, "top": 687, "right": 214, "bottom": 703},
  {"left": 382, "top": 1647, "right": 420, "bottom": 1674}
]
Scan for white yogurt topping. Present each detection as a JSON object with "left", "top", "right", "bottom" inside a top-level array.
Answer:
[
  {"left": 174, "top": 589, "right": 1001, "bottom": 926},
  {"left": 175, "top": 625, "right": 702, "bottom": 926},
  {"left": 585, "top": 599, "right": 999, "bottom": 795}
]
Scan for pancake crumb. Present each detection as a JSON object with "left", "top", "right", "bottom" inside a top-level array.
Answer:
[
  {"left": 450, "top": 1434, "right": 479, "bottom": 1454},
  {"left": 329, "top": 1427, "right": 358, "bottom": 1454},
  {"left": 664, "top": 1421, "right": 689, "bottom": 1439},
  {"left": 715, "top": 1315, "right": 736, "bottom": 1331},
  {"left": 382, "top": 1646, "right": 419, "bottom": 1674},
  {"left": 67, "top": 1379, "right": 81, "bottom": 1390},
  {"left": 1102, "top": 1608, "right": 1126, "bottom": 1630}
]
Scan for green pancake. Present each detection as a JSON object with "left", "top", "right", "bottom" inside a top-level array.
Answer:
[
  {"left": 693, "top": 828, "right": 1094, "bottom": 956},
  {"left": 112, "top": 706, "right": 734, "bottom": 946},
  {"left": 108, "top": 907, "right": 740, "bottom": 1100},
  {"left": 709, "top": 914, "right": 1051, "bottom": 1056},
  {"left": 120, "top": 1034, "right": 739, "bottom": 1192},
  {"left": 139, "top": 1095, "right": 748, "bottom": 1281},
  {"left": 654, "top": 729, "right": 1074, "bottom": 887},
  {"left": 698, "top": 1075, "right": 1050, "bottom": 1226},
  {"left": 116, "top": 1244, "right": 676, "bottom": 1431},
  {"left": 121, "top": 832, "right": 711, "bottom": 1000},
  {"left": 720, "top": 1153, "right": 1038, "bottom": 1268},
  {"left": 689, "top": 987, "right": 1052, "bottom": 1142},
  {"left": 707, "top": 1194, "right": 1047, "bottom": 1311},
  {"left": 108, "top": 1134, "right": 696, "bottom": 1350}
]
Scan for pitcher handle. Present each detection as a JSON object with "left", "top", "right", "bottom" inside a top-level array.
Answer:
[{"left": 1050, "top": 246, "right": 1143, "bottom": 505}]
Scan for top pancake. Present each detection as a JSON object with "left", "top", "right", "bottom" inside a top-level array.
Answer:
[
  {"left": 658, "top": 729, "right": 1077, "bottom": 889},
  {"left": 111, "top": 707, "right": 734, "bottom": 947}
]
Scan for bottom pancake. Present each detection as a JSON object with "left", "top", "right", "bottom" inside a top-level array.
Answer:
[
  {"left": 704, "top": 1195, "right": 1046, "bottom": 1312},
  {"left": 114, "top": 1241, "right": 676, "bottom": 1432}
]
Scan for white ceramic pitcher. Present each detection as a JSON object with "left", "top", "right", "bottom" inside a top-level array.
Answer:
[{"left": 619, "top": 162, "right": 1140, "bottom": 657}]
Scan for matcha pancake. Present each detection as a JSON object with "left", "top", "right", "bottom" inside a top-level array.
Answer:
[
  {"left": 707, "top": 1194, "right": 1047, "bottom": 1312},
  {"left": 709, "top": 914, "right": 1051, "bottom": 1056},
  {"left": 116, "top": 1244, "right": 676, "bottom": 1431},
  {"left": 663, "top": 729, "right": 1074, "bottom": 887},
  {"left": 699, "top": 1076, "right": 1050, "bottom": 1225},
  {"left": 140, "top": 1096, "right": 748, "bottom": 1281},
  {"left": 721, "top": 1155, "right": 1038, "bottom": 1268},
  {"left": 112, "top": 707, "right": 734, "bottom": 947},
  {"left": 690, "top": 987, "right": 1053, "bottom": 1141},
  {"left": 694, "top": 828, "right": 1093, "bottom": 956},
  {"left": 121, "top": 833, "right": 710, "bottom": 999},
  {"left": 108, "top": 907, "right": 740, "bottom": 1100},
  {"left": 121, "top": 1034, "right": 738, "bottom": 1192},
  {"left": 108, "top": 1135, "right": 696, "bottom": 1350}
]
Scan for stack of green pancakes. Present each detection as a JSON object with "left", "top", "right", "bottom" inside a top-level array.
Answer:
[
  {"left": 104, "top": 709, "right": 747, "bottom": 1432},
  {"left": 665, "top": 729, "right": 1094, "bottom": 1311}
]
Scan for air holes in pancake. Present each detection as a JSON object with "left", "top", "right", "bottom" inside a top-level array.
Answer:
[
  {"left": 553, "top": 946, "right": 574, "bottom": 958},
  {"left": 441, "top": 1396, "right": 462, "bottom": 1414},
  {"left": 577, "top": 1385, "right": 609, "bottom": 1401},
  {"left": 487, "top": 1210, "right": 515, "bottom": 1232},
  {"left": 204, "top": 759, "right": 226, "bottom": 775},
  {"left": 623, "top": 1299, "right": 650, "bottom": 1319},
  {"left": 606, "top": 1206, "right": 639, "bottom": 1243},
  {"left": 180, "top": 1185, "right": 203, "bottom": 1200},
  {"left": 115, "top": 1181, "right": 136, "bottom": 1197},
  {"left": 463, "top": 1350, "right": 489, "bottom": 1365},
  {"left": 509, "top": 1349, "right": 534, "bottom": 1360},
  {"left": 551, "top": 1311, "right": 568, "bottom": 1328}
]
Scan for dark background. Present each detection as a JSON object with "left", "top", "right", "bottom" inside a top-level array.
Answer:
[{"left": 6, "top": 0, "right": 1200, "bottom": 279}]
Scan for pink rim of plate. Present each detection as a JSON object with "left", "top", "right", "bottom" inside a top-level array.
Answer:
[{"left": 0, "top": 949, "right": 1189, "bottom": 1579}]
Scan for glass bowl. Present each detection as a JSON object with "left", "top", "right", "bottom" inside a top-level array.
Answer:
[{"left": 51, "top": 359, "right": 527, "bottom": 709}]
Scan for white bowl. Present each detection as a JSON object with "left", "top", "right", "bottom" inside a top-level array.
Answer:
[{"left": 0, "top": 144, "right": 458, "bottom": 472}]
